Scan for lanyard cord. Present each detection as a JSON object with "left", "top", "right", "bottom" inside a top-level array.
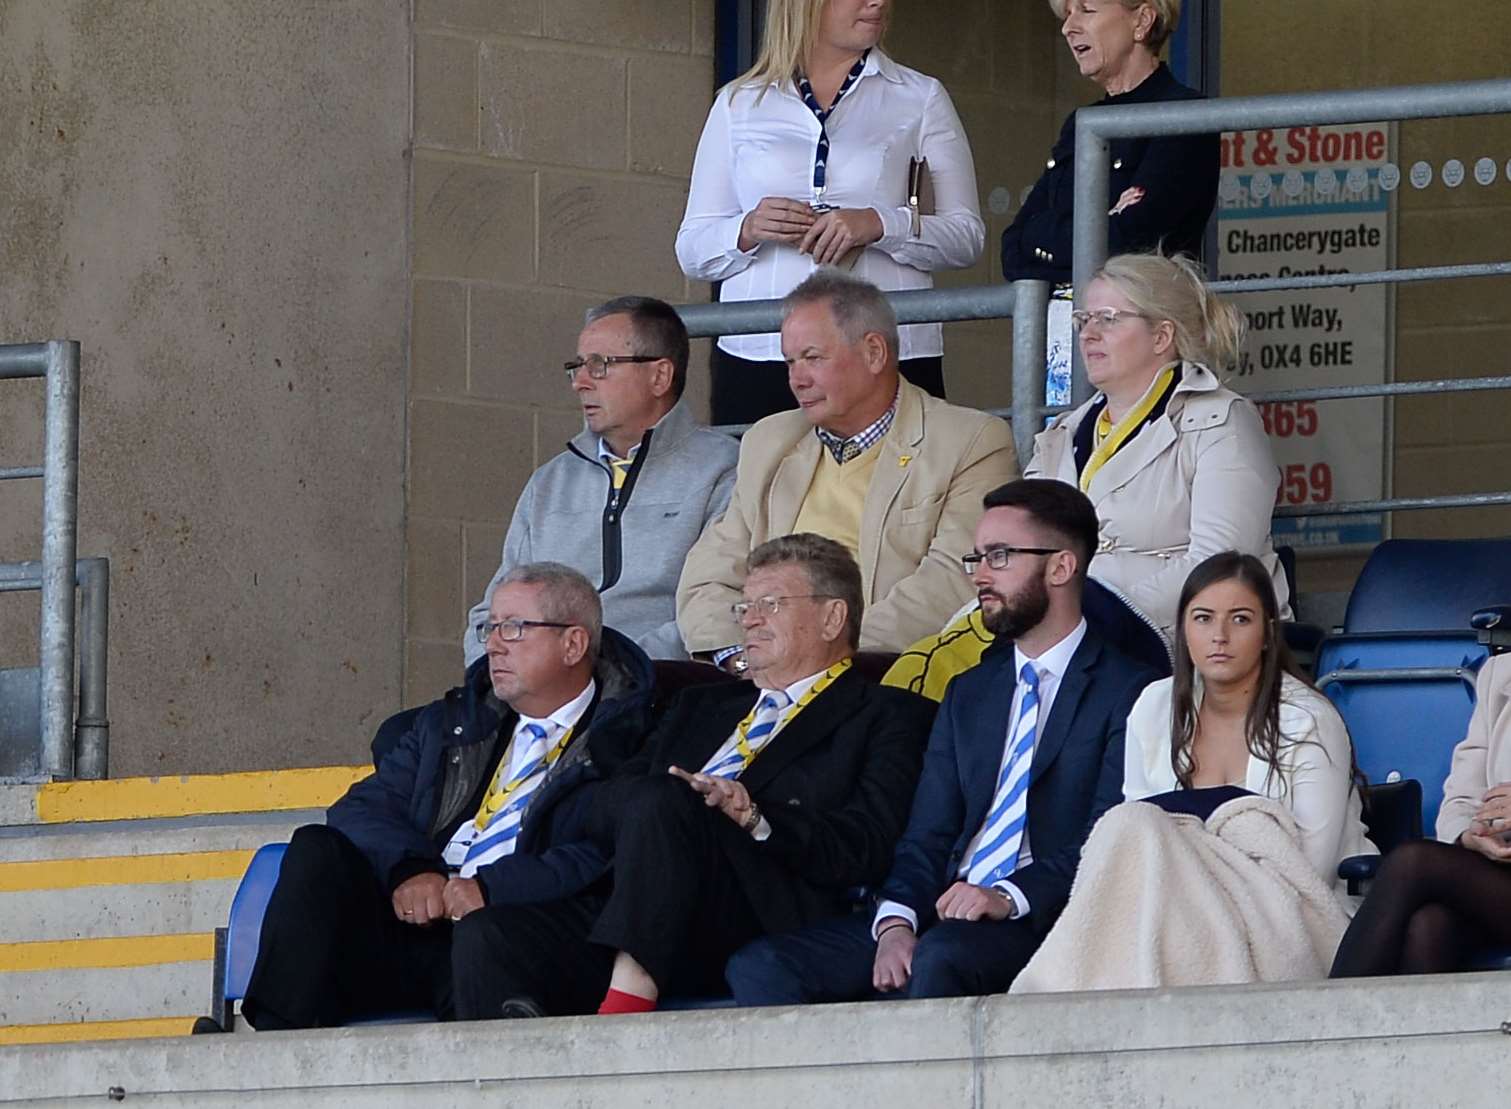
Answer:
[
  {"left": 796, "top": 50, "right": 870, "bottom": 205},
  {"left": 473, "top": 723, "right": 574, "bottom": 830}
]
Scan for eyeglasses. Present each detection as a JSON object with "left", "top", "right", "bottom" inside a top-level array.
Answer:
[
  {"left": 1069, "top": 308, "right": 1149, "bottom": 331},
  {"left": 730, "top": 594, "right": 836, "bottom": 620},
  {"left": 562, "top": 354, "right": 665, "bottom": 381},
  {"left": 960, "top": 546, "right": 1061, "bottom": 575},
  {"left": 475, "top": 618, "right": 574, "bottom": 644}
]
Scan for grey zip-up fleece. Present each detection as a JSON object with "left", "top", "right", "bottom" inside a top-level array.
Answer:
[{"left": 464, "top": 399, "right": 739, "bottom": 663}]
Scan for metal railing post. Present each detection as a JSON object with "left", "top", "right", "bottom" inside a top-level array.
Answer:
[
  {"left": 39, "top": 341, "right": 80, "bottom": 779},
  {"left": 1010, "top": 280, "right": 1051, "bottom": 464},
  {"left": 1071, "top": 123, "right": 1111, "bottom": 407},
  {"left": 74, "top": 557, "right": 110, "bottom": 780}
]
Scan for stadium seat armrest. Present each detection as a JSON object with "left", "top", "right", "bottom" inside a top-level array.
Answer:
[{"left": 1338, "top": 853, "right": 1381, "bottom": 897}]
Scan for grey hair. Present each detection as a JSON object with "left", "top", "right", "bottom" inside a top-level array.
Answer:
[
  {"left": 781, "top": 271, "right": 899, "bottom": 357},
  {"left": 496, "top": 561, "right": 603, "bottom": 658},
  {"left": 747, "top": 533, "right": 864, "bottom": 650},
  {"left": 583, "top": 295, "right": 690, "bottom": 401}
]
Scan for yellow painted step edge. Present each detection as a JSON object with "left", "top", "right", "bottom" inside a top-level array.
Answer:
[
  {"left": 0, "top": 1016, "right": 197, "bottom": 1046},
  {"left": 0, "top": 932, "right": 215, "bottom": 974},
  {"left": 0, "top": 849, "right": 257, "bottom": 893},
  {"left": 37, "top": 765, "right": 368, "bottom": 823}
]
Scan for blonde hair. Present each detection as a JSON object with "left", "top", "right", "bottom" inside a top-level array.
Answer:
[
  {"left": 732, "top": 0, "right": 884, "bottom": 100},
  {"left": 1047, "top": 0, "right": 1181, "bottom": 55},
  {"left": 1095, "top": 253, "right": 1245, "bottom": 371}
]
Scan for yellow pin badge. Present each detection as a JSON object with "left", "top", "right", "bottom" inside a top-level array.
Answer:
[{"left": 898, "top": 454, "right": 912, "bottom": 468}]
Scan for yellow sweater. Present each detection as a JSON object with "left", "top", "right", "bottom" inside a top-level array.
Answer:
[{"left": 792, "top": 443, "right": 882, "bottom": 560}]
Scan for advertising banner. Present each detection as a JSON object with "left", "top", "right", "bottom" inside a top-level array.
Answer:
[{"left": 1217, "top": 123, "right": 1394, "bottom": 549}]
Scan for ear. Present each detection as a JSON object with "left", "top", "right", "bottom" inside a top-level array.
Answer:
[
  {"left": 647, "top": 357, "right": 676, "bottom": 400},
  {"left": 820, "top": 598, "right": 849, "bottom": 644},
  {"left": 1046, "top": 549, "right": 1078, "bottom": 588},
  {"left": 861, "top": 331, "right": 890, "bottom": 376},
  {"left": 1151, "top": 318, "right": 1176, "bottom": 357},
  {"left": 1135, "top": 2, "right": 1157, "bottom": 39},
  {"left": 560, "top": 626, "right": 591, "bottom": 668}
]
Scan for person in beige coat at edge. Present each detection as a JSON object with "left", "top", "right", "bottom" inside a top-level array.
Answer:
[
  {"left": 1025, "top": 251, "right": 1290, "bottom": 639},
  {"left": 676, "top": 271, "right": 1018, "bottom": 670}
]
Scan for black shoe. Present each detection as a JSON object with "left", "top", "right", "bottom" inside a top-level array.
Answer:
[
  {"left": 191, "top": 1017, "right": 226, "bottom": 1035},
  {"left": 498, "top": 997, "right": 545, "bottom": 1020}
]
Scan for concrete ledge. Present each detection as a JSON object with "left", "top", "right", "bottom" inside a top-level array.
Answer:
[{"left": 3, "top": 974, "right": 1510, "bottom": 1105}]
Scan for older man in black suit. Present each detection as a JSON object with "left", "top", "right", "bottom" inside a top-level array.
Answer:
[
  {"left": 727, "top": 479, "right": 1157, "bottom": 1003},
  {"left": 450, "top": 533, "right": 935, "bottom": 1018}
]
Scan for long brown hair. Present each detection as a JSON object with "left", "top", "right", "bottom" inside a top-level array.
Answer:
[{"left": 1169, "top": 551, "right": 1306, "bottom": 791}]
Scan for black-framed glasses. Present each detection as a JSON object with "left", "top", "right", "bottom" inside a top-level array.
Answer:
[
  {"left": 562, "top": 353, "right": 665, "bottom": 381},
  {"left": 960, "top": 547, "right": 1061, "bottom": 576},
  {"left": 475, "top": 618, "right": 574, "bottom": 644},
  {"left": 730, "top": 594, "right": 836, "bottom": 620},
  {"left": 1069, "top": 308, "right": 1149, "bottom": 331}
]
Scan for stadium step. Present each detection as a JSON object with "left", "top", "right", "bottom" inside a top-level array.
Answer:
[{"left": 0, "top": 766, "right": 366, "bottom": 1046}]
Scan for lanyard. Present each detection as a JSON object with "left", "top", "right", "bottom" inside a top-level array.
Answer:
[
  {"left": 731, "top": 657, "right": 853, "bottom": 771},
  {"left": 796, "top": 50, "right": 870, "bottom": 206},
  {"left": 1080, "top": 366, "right": 1177, "bottom": 492},
  {"left": 473, "top": 723, "right": 574, "bottom": 831}
]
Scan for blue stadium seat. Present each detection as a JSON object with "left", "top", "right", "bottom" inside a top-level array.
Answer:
[
  {"left": 211, "top": 842, "right": 288, "bottom": 1031},
  {"left": 1343, "top": 538, "right": 1511, "bottom": 632},
  {"left": 1314, "top": 631, "right": 1485, "bottom": 832}
]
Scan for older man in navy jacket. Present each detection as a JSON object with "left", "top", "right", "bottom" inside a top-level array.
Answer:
[
  {"left": 240, "top": 563, "right": 654, "bottom": 1028},
  {"left": 727, "top": 480, "right": 1156, "bottom": 1002}
]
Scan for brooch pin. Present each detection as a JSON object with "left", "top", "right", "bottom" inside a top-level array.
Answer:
[{"left": 898, "top": 455, "right": 912, "bottom": 468}]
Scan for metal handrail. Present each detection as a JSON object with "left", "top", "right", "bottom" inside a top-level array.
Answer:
[
  {"left": 0, "top": 559, "right": 110, "bottom": 778},
  {"left": 0, "top": 341, "right": 81, "bottom": 779}
]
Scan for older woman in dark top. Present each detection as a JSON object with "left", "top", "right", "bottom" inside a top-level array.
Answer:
[{"left": 1001, "top": 0, "right": 1217, "bottom": 283}]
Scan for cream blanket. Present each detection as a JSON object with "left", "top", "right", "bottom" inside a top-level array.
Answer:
[{"left": 1011, "top": 795, "right": 1352, "bottom": 994}]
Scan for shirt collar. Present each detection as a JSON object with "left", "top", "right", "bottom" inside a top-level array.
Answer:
[
  {"left": 865, "top": 48, "right": 904, "bottom": 84},
  {"left": 814, "top": 387, "right": 899, "bottom": 463},
  {"left": 1013, "top": 619, "right": 1087, "bottom": 685},
  {"left": 597, "top": 438, "right": 639, "bottom": 465},
  {"left": 516, "top": 677, "right": 596, "bottom": 737}
]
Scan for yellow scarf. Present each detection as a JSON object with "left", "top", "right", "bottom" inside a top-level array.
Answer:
[
  {"left": 730, "top": 657, "right": 853, "bottom": 773},
  {"left": 1079, "top": 366, "right": 1177, "bottom": 492}
]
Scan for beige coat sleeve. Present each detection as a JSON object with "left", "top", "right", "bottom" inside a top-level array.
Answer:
[
  {"left": 675, "top": 434, "right": 767, "bottom": 657},
  {"left": 1114, "top": 400, "right": 1279, "bottom": 628},
  {"left": 860, "top": 415, "right": 1019, "bottom": 651},
  {"left": 1436, "top": 655, "right": 1507, "bottom": 843}
]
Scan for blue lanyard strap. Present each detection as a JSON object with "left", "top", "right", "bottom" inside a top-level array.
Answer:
[{"left": 796, "top": 49, "right": 870, "bottom": 204}]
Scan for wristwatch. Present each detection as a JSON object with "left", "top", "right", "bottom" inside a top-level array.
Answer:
[
  {"left": 742, "top": 803, "right": 762, "bottom": 834},
  {"left": 730, "top": 653, "right": 749, "bottom": 675}
]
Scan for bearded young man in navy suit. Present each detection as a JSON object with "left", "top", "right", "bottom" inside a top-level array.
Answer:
[{"left": 727, "top": 479, "right": 1157, "bottom": 1002}]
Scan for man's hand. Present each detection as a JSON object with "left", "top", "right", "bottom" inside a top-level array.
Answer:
[
  {"left": 391, "top": 872, "right": 447, "bottom": 926},
  {"left": 442, "top": 876, "right": 486, "bottom": 922},
  {"left": 934, "top": 880, "right": 1016, "bottom": 923},
  {"left": 668, "top": 765, "right": 756, "bottom": 829},
  {"left": 872, "top": 919, "right": 917, "bottom": 992}
]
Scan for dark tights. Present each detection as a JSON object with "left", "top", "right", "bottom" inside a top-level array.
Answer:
[{"left": 1330, "top": 838, "right": 1511, "bottom": 977}]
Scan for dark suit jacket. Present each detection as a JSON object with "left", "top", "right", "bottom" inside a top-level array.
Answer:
[
  {"left": 879, "top": 628, "right": 1155, "bottom": 932},
  {"left": 1000, "top": 64, "right": 1217, "bottom": 282},
  {"left": 612, "top": 666, "right": 935, "bottom": 935}
]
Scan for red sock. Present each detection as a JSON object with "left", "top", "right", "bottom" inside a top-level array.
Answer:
[{"left": 597, "top": 988, "right": 657, "bottom": 1015}]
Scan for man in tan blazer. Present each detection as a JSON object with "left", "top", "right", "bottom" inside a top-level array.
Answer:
[{"left": 677, "top": 272, "right": 1018, "bottom": 667}]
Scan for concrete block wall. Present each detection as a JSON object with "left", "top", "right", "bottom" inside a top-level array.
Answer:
[{"left": 404, "top": 0, "right": 716, "bottom": 702}]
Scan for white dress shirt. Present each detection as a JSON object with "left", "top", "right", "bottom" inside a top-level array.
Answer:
[
  {"left": 442, "top": 679, "right": 597, "bottom": 868},
  {"left": 676, "top": 49, "right": 985, "bottom": 363},
  {"left": 874, "top": 620, "right": 1087, "bottom": 935}
]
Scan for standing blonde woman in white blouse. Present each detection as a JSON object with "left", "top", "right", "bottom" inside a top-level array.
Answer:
[{"left": 677, "top": 0, "right": 985, "bottom": 424}]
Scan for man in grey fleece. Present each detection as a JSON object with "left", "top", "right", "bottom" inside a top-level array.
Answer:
[{"left": 464, "top": 296, "right": 739, "bottom": 662}]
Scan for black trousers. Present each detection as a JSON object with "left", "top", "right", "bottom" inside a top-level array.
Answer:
[
  {"left": 451, "top": 775, "right": 767, "bottom": 1015},
  {"left": 711, "top": 349, "right": 947, "bottom": 426},
  {"left": 724, "top": 909, "right": 1046, "bottom": 1005},
  {"left": 241, "top": 824, "right": 456, "bottom": 1029}
]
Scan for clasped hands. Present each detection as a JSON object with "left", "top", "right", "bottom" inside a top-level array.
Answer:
[
  {"left": 1462, "top": 781, "right": 1511, "bottom": 862},
  {"left": 391, "top": 872, "right": 484, "bottom": 926},
  {"left": 872, "top": 881, "right": 1016, "bottom": 992},
  {"left": 738, "top": 197, "right": 882, "bottom": 265}
]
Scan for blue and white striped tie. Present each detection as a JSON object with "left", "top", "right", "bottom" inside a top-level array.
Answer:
[
  {"left": 459, "top": 722, "right": 554, "bottom": 877},
  {"left": 704, "top": 690, "right": 792, "bottom": 780},
  {"left": 966, "top": 663, "right": 1040, "bottom": 887}
]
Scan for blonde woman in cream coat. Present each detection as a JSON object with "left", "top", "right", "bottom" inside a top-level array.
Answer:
[{"left": 1025, "top": 253, "right": 1289, "bottom": 637}]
